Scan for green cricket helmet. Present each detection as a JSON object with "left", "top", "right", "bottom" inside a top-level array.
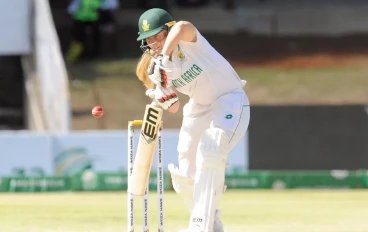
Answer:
[{"left": 137, "top": 8, "right": 176, "bottom": 55}]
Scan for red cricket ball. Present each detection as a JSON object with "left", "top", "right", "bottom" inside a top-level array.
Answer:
[{"left": 92, "top": 106, "right": 104, "bottom": 118}]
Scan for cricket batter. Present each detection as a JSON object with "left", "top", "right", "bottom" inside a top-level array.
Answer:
[{"left": 135, "top": 8, "right": 250, "bottom": 232}]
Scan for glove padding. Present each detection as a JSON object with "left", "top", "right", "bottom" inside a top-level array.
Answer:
[
  {"left": 146, "top": 86, "right": 178, "bottom": 110},
  {"left": 147, "top": 54, "right": 173, "bottom": 88}
]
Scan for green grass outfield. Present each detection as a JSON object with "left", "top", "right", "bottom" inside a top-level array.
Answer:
[{"left": 1, "top": 190, "right": 368, "bottom": 232}]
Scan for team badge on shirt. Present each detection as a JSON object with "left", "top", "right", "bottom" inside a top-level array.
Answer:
[
  {"left": 178, "top": 51, "right": 186, "bottom": 61},
  {"left": 177, "top": 45, "right": 186, "bottom": 61}
]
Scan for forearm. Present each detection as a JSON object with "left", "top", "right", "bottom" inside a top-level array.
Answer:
[{"left": 168, "top": 100, "right": 180, "bottom": 113}]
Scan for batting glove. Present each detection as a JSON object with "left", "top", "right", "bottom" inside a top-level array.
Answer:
[
  {"left": 147, "top": 54, "right": 173, "bottom": 89},
  {"left": 146, "top": 86, "right": 178, "bottom": 110}
]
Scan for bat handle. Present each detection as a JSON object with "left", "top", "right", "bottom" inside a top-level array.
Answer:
[
  {"left": 145, "top": 89, "right": 155, "bottom": 99},
  {"left": 151, "top": 99, "right": 159, "bottom": 107}
]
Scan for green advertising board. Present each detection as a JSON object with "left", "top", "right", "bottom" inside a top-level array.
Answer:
[
  {"left": 7, "top": 177, "right": 71, "bottom": 192},
  {"left": 72, "top": 170, "right": 169, "bottom": 191},
  {"left": 0, "top": 177, "right": 10, "bottom": 192}
]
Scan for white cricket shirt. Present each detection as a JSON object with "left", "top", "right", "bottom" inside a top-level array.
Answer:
[{"left": 170, "top": 29, "right": 245, "bottom": 105}]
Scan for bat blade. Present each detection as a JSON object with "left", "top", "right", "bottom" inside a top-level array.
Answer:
[{"left": 128, "top": 104, "right": 163, "bottom": 196}]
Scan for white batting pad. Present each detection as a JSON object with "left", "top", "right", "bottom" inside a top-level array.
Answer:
[
  {"left": 189, "top": 128, "right": 230, "bottom": 232},
  {"left": 168, "top": 164, "right": 194, "bottom": 211}
]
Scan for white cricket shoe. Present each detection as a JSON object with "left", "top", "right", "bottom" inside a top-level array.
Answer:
[
  {"left": 178, "top": 210, "right": 224, "bottom": 232},
  {"left": 214, "top": 210, "right": 224, "bottom": 232}
]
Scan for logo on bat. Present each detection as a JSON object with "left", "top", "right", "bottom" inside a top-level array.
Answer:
[{"left": 141, "top": 107, "right": 160, "bottom": 144}]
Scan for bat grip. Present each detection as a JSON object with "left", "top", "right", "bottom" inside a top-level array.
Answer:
[{"left": 151, "top": 99, "right": 159, "bottom": 107}]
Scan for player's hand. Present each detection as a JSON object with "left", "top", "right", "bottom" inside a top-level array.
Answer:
[
  {"left": 145, "top": 86, "right": 178, "bottom": 110},
  {"left": 147, "top": 54, "right": 173, "bottom": 88}
]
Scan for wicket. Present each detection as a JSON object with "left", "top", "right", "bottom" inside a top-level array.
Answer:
[{"left": 128, "top": 120, "right": 164, "bottom": 232}]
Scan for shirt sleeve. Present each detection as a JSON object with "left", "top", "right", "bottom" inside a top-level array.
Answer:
[{"left": 179, "top": 28, "right": 211, "bottom": 53}]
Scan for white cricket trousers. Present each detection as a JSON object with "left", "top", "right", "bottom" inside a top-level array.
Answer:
[{"left": 177, "top": 88, "right": 250, "bottom": 179}]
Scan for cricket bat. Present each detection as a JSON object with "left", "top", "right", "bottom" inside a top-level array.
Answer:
[{"left": 128, "top": 103, "right": 163, "bottom": 196}]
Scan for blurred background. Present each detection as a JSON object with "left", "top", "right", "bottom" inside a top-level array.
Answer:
[{"left": 0, "top": 0, "right": 368, "bottom": 231}]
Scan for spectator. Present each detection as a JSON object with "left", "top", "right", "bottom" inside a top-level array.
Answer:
[{"left": 65, "top": 0, "right": 102, "bottom": 64}]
